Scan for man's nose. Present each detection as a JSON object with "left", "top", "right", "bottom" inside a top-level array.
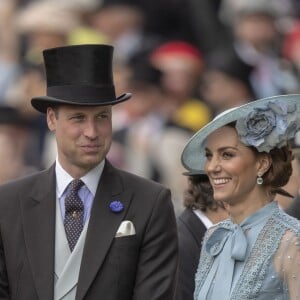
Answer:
[{"left": 83, "top": 121, "right": 98, "bottom": 139}]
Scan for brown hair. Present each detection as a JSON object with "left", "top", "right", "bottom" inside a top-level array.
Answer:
[
  {"left": 260, "top": 145, "right": 293, "bottom": 197},
  {"left": 183, "top": 175, "right": 225, "bottom": 211}
]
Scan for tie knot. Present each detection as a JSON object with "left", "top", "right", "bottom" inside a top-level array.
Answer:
[{"left": 69, "top": 179, "right": 84, "bottom": 193}]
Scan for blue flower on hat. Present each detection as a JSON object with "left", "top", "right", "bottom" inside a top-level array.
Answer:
[
  {"left": 109, "top": 200, "right": 124, "bottom": 213},
  {"left": 236, "top": 100, "right": 300, "bottom": 152}
]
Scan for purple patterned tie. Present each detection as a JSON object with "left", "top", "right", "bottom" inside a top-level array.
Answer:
[{"left": 64, "top": 179, "right": 84, "bottom": 251}]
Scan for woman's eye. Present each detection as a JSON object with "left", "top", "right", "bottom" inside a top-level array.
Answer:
[
  {"left": 222, "top": 152, "right": 234, "bottom": 159},
  {"left": 205, "top": 152, "right": 212, "bottom": 160}
]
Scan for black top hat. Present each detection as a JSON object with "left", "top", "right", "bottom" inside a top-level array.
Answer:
[{"left": 31, "top": 44, "right": 131, "bottom": 113}]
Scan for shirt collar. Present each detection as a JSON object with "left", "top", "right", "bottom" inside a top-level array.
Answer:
[
  {"left": 193, "top": 209, "right": 214, "bottom": 229},
  {"left": 55, "top": 158, "right": 105, "bottom": 197}
]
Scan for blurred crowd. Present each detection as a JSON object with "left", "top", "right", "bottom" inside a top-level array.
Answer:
[{"left": 1, "top": 0, "right": 300, "bottom": 214}]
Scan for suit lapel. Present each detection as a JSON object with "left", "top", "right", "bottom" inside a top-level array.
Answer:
[
  {"left": 21, "top": 165, "right": 56, "bottom": 300},
  {"left": 76, "top": 161, "right": 132, "bottom": 299},
  {"left": 54, "top": 198, "right": 71, "bottom": 283},
  {"left": 179, "top": 208, "right": 207, "bottom": 246}
]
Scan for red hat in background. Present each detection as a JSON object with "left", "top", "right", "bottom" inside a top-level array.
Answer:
[
  {"left": 150, "top": 41, "right": 203, "bottom": 62},
  {"left": 150, "top": 41, "right": 204, "bottom": 75},
  {"left": 282, "top": 22, "right": 300, "bottom": 61}
]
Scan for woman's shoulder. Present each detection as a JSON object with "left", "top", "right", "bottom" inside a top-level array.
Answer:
[{"left": 275, "top": 208, "right": 300, "bottom": 235}]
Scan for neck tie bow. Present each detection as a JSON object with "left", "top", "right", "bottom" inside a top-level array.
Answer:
[{"left": 206, "top": 221, "right": 248, "bottom": 261}]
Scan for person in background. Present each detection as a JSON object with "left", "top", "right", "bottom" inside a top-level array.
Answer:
[
  {"left": 0, "top": 104, "right": 37, "bottom": 183},
  {"left": 14, "top": 1, "right": 79, "bottom": 66},
  {"left": 10, "top": 1, "right": 80, "bottom": 169},
  {"left": 150, "top": 40, "right": 210, "bottom": 131},
  {"left": 227, "top": 2, "right": 300, "bottom": 98},
  {"left": 181, "top": 94, "right": 300, "bottom": 299},
  {"left": 284, "top": 133, "right": 300, "bottom": 218},
  {"left": 88, "top": 1, "right": 162, "bottom": 65},
  {"left": 110, "top": 59, "right": 165, "bottom": 181},
  {"left": 0, "top": 0, "right": 20, "bottom": 101},
  {"left": 281, "top": 20, "right": 300, "bottom": 94},
  {"left": 149, "top": 41, "right": 212, "bottom": 214},
  {"left": 176, "top": 170, "right": 228, "bottom": 300},
  {"left": 0, "top": 44, "right": 178, "bottom": 300},
  {"left": 200, "top": 45, "right": 255, "bottom": 116}
]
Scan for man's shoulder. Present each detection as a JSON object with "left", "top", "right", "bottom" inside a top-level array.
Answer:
[
  {"left": 0, "top": 168, "right": 51, "bottom": 194},
  {"left": 115, "top": 167, "right": 169, "bottom": 192}
]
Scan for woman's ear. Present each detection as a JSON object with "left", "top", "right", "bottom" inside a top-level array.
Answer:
[{"left": 257, "top": 154, "right": 272, "bottom": 175}]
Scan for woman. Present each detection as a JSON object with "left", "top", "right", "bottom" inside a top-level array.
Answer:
[
  {"left": 181, "top": 94, "right": 300, "bottom": 299},
  {"left": 176, "top": 171, "right": 228, "bottom": 300}
]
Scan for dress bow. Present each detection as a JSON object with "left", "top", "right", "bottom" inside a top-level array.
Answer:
[{"left": 206, "top": 222, "right": 248, "bottom": 261}]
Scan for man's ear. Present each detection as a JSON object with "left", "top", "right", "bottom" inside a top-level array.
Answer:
[{"left": 47, "top": 107, "right": 56, "bottom": 132}]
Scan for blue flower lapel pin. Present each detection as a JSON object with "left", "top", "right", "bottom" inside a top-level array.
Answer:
[{"left": 109, "top": 200, "right": 124, "bottom": 213}]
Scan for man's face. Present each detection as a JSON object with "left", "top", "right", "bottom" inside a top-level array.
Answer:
[
  {"left": 235, "top": 14, "right": 277, "bottom": 50},
  {"left": 47, "top": 105, "right": 112, "bottom": 178}
]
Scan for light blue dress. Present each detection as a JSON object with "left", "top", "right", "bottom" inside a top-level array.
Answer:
[{"left": 194, "top": 202, "right": 300, "bottom": 300}]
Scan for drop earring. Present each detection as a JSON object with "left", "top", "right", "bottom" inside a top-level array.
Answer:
[{"left": 257, "top": 173, "right": 263, "bottom": 185}]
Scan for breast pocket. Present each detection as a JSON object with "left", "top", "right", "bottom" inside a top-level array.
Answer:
[
  {"left": 107, "top": 235, "right": 140, "bottom": 292},
  {"left": 109, "top": 235, "right": 139, "bottom": 262}
]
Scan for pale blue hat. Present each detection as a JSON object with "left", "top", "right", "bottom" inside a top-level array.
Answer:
[{"left": 181, "top": 94, "right": 300, "bottom": 172}]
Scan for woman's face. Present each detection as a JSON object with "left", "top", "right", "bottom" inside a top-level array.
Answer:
[{"left": 204, "top": 125, "right": 262, "bottom": 206}]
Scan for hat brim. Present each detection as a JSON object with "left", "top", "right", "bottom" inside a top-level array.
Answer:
[
  {"left": 31, "top": 93, "right": 132, "bottom": 113},
  {"left": 181, "top": 94, "right": 300, "bottom": 172},
  {"left": 182, "top": 170, "right": 208, "bottom": 177}
]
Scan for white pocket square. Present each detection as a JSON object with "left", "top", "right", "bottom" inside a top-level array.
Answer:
[{"left": 115, "top": 220, "right": 136, "bottom": 237}]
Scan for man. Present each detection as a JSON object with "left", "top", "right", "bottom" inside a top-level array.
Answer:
[{"left": 0, "top": 44, "right": 178, "bottom": 300}]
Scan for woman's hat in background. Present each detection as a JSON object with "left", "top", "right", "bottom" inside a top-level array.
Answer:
[
  {"left": 31, "top": 44, "right": 131, "bottom": 113},
  {"left": 181, "top": 94, "right": 300, "bottom": 172},
  {"left": 282, "top": 22, "right": 300, "bottom": 61},
  {"left": 150, "top": 40, "right": 204, "bottom": 73},
  {"left": 150, "top": 41, "right": 203, "bottom": 62}
]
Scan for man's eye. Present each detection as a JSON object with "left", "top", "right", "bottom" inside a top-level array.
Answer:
[
  {"left": 71, "top": 115, "right": 84, "bottom": 120},
  {"left": 97, "top": 114, "right": 110, "bottom": 119}
]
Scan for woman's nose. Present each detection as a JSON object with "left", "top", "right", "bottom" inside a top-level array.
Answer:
[{"left": 206, "top": 156, "right": 221, "bottom": 173}]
